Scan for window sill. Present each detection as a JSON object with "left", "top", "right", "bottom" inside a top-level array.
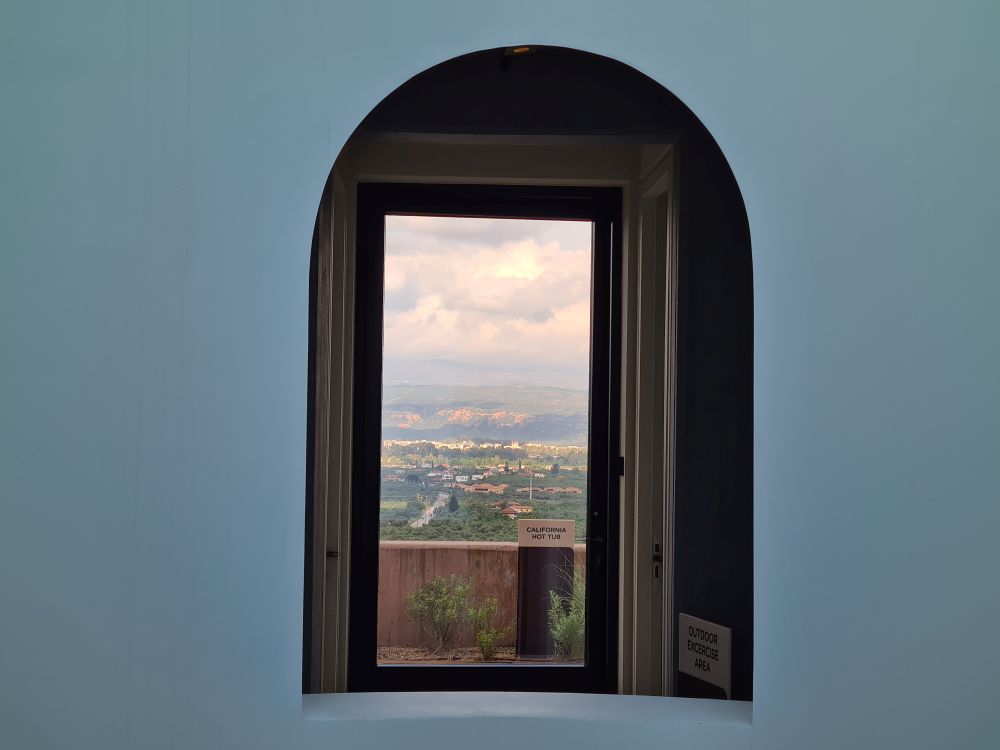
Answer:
[{"left": 302, "top": 692, "right": 752, "bottom": 726}]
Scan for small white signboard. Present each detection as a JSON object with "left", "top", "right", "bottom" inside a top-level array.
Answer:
[
  {"left": 517, "top": 519, "right": 575, "bottom": 548},
  {"left": 678, "top": 613, "right": 732, "bottom": 698}
]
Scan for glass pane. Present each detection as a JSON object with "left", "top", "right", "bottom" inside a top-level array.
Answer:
[{"left": 377, "top": 215, "right": 591, "bottom": 665}]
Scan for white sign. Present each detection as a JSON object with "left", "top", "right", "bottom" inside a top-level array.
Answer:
[
  {"left": 678, "top": 613, "right": 732, "bottom": 698},
  {"left": 517, "top": 519, "right": 575, "bottom": 548}
]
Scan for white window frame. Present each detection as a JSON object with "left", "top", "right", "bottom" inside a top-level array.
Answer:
[{"left": 306, "top": 134, "right": 678, "bottom": 696}]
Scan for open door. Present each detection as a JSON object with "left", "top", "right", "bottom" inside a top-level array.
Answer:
[{"left": 670, "top": 131, "right": 754, "bottom": 701}]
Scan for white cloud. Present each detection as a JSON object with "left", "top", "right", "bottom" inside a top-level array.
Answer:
[{"left": 383, "top": 216, "right": 592, "bottom": 389}]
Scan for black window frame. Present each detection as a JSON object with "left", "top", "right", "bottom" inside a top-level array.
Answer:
[{"left": 347, "top": 182, "right": 622, "bottom": 693}]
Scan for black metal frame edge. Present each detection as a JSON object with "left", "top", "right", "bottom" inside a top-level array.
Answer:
[{"left": 348, "top": 182, "right": 621, "bottom": 693}]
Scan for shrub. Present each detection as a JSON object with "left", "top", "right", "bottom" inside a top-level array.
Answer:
[
  {"left": 548, "top": 568, "right": 585, "bottom": 660},
  {"left": 406, "top": 574, "right": 472, "bottom": 653},
  {"left": 468, "top": 597, "right": 513, "bottom": 661}
]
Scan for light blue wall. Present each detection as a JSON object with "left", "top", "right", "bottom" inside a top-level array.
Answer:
[{"left": 2, "top": 1, "right": 998, "bottom": 748}]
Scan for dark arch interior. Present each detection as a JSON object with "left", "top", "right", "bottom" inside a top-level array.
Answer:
[
  {"left": 360, "top": 46, "right": 697, "bottom": 137},
  {"left": 307, "top": 45, "right": 753, "bottom": 700}
]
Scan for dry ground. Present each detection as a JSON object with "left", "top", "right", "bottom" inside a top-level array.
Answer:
[{"left": 377, "top": 646, "right": 518, "bottom": 663}]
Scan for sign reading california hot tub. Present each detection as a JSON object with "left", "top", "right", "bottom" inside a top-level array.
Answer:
[
  {"left": 516, "top": 519, "right": 576, "bottom": 659},
  {"left": 518, "top": 519, "right": 575, "bottom": 547},
  {"left": 678, "top": 612, "right": 732, "bottom": 698}
]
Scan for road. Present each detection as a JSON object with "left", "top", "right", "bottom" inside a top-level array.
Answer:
[{"left": 410, "top": 492, "right": 450, "bottom": 528}]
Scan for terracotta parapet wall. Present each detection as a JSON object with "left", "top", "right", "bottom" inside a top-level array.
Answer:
[{"left": 377, "top": 541, "right": 586, "bottom": 648}]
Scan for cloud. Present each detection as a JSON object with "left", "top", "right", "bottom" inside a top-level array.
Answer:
[
  {"left": 386, "top": 215, "right": 591, "bottom": 255},
  {"left": 383, "top": 216, "right": 592, "bottom": 389}
]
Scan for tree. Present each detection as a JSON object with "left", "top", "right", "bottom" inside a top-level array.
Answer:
[
  {"left": 468, "top": 498, "right": 490, "bottom": 520},
  {"left": 550, "top": 462, "right": 560, "bottom": 475},
  {"left": 448, "top": 492, "right": 458, "bottom": 513}
]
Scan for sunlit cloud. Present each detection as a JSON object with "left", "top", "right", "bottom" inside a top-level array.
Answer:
[{"left": 383, "top": 216, "right": 592, "bottom": 390}]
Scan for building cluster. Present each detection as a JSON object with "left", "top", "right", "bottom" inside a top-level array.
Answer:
[
  {"left": 515, "top": 486, "right": 582, "bottom": 495},
  {"left": 455, "top": 482, "right": 509, "bottom": 495},
  {"left": 383, "top": 456, "right": 585, "bottom": 524}
]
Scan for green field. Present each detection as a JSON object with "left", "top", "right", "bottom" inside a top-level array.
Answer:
[{"left": 379, "top": 499, "right": 409, "bottom": 510}]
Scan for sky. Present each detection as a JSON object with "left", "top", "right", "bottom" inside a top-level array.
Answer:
[{"left": 382, "top": 215, "right": 593, "bottom": 391}]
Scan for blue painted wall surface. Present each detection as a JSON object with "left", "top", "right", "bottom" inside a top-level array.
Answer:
[{"left": 1, "top": 1, "right": 998, "bottom": 748}]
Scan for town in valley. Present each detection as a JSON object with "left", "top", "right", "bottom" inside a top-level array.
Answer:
[{"left": 380, "top": 438, "right": 588, "bottom": 542}]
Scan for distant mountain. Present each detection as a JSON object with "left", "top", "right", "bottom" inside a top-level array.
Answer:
[
  {"left": 381, "top": 383, "right": 588, "bottom": 445},
  {"left": 382, "top": 357, "right": 589, "bottom": 391}
]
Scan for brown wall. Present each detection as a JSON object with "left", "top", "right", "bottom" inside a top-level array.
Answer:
[{"left": 377, "top": 541, "right": 585, "bottom": 648}]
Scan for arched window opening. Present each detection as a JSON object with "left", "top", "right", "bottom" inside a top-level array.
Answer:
[{"left": 304, "top": 45, "right": 752, "bottom": 700}]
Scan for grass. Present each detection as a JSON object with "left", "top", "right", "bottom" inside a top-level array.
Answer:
[{"left": 380, "top": 499, "right": 409, "bottom": 510}]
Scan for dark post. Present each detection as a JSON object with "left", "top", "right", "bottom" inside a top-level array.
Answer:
[{"left": 516, "top": 519, "right": 576, "bottom": 658}]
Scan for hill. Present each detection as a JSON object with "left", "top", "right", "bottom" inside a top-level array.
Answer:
[{"left": 381, "top": 383, "right": 588, "bottom": 445}]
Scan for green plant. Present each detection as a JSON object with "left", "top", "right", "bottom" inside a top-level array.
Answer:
[
  {"left": 548, "top": 568, "right": 585, "bottom": 660},
  {"left": 406, "top": 574, "right": 472, "bottom": 653},
  {"left": 468, "top": 597, "right": 513, "bottom": 661}
]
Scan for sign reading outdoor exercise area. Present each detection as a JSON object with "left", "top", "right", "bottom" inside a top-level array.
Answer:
[
  {"left": 517, "top": 519, "right": 575, "bottom": 548},
  {"left": 678, "top": 613, "right": 732, "bottom": 699}
]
